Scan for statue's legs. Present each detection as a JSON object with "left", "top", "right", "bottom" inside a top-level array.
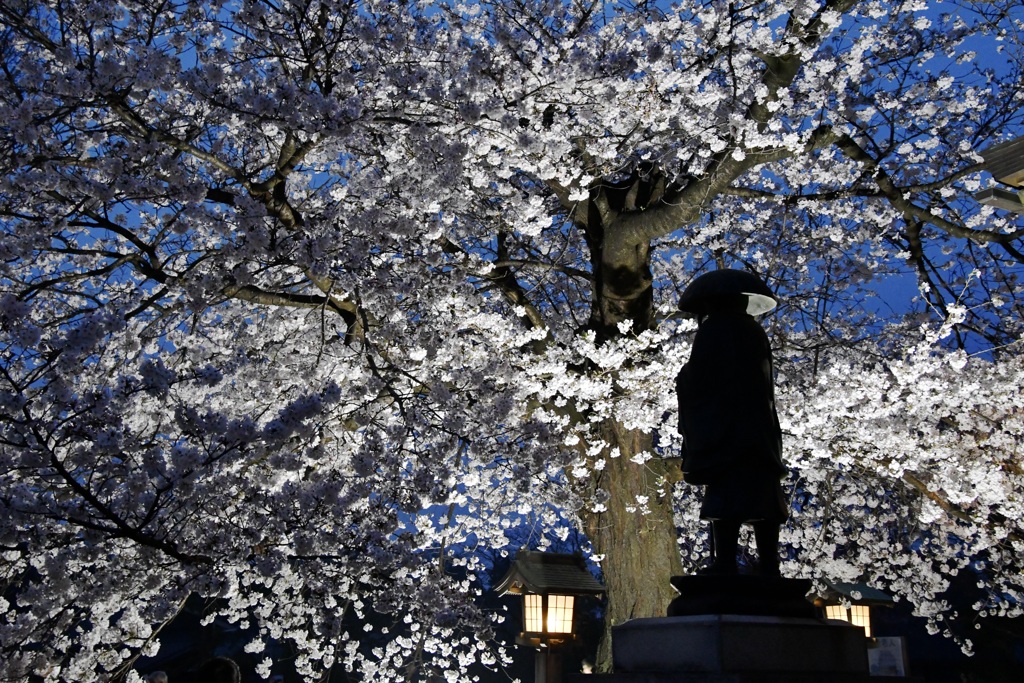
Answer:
[
  {"left": 753, "top": 521, "right": 780, "bottom": 577},
  {"left": 704, "top": 519, "right": 740, "bottom": 574},
  {"left": 703, "top": 519, "right": 781, "bottom": 576}
]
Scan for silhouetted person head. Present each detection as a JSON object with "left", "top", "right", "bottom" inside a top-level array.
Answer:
[
  {"left": 197, "top": 657, "right": 241, "bottom": 683},
  {"left": 695, "top": 292, "right": 751, "bottom": 320}
]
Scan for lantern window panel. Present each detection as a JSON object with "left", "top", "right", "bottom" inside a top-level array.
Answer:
[
  {"left": 825, "top": 604, "right": 872, "bottom": 638},
  {"left": 850, "top": 604, "right": 872, "bottom": 638},
  {"left": 546, "top": 594, "right": 575, "bottom": 634},
  {"left": 825, "top": 605, "right": 847, "bottom": 622},
  {"left": 524, "top": 593, "right": 544, "bottom": 634}
]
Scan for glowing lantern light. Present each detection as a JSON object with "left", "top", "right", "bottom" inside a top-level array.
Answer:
[
  {"left": 496, "top": 550, "right": 604, "bottom": 645},
  {"left": 825, "top": 603, "right": 874, "bottom": 638},
  {"left": 817, "top": 581, "right": 895, "bottom": 639},
  {"left": 496, "top": 550, "right": 605, "bottom": 683}
]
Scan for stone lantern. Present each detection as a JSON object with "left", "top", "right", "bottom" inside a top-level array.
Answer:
[{"left": 496, "top": 550, "right": 605, "bottom": 683}]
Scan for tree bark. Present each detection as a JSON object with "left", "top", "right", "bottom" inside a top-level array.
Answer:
[
  {"left": 581, "top": 421, "right": 683, "bottom": 672},
  {"left": 575, "top": 185, "right": 685, "bottom": 671}
]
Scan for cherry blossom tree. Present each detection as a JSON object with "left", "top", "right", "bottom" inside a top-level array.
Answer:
[{"left": 2, "top": 0, "right": 1024, "bottom": 680}]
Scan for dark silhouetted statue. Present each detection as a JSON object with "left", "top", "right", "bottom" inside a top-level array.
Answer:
[{"left": 675, "top": 270, "right": 786, "bottom": 576}]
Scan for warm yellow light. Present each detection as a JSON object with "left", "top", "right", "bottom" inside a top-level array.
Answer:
[
  {"left": 546, "top": 594, "right": 575, "bottom": 634},
  {"left": 850, "top": 604, "right": 872, "bottom": 638},
  {"left": 825, "top": 605, "right": 847, "bottom": 622},
  {"left": 524, "top": 594, "right": 544, "bottom": 633},
  {"left": 825, "top": 604, "right": 872, "bottom": 638},
  {"left": 523, "top": 593, "right": 576, "bottom": 635}
]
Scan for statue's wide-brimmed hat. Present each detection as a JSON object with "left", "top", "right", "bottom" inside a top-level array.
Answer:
[{"left": 678, "top": 269, "right": 777, "bottom": 315}]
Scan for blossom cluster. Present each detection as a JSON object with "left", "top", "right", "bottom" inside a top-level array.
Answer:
[{"left": 2, "top": 0, "right": 1024, "bottom": 679}]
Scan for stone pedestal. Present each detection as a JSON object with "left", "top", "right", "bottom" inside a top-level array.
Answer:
[
  {"left": 571, "top": 672, "right": 869, "bottom": 682},
  {"left": 611, "top": 614, "right": 869, "bottom": 681},
  {"left": 572, "top": 575, "right": 873, "bottom": 683},
  {"left": 668, "top": 576, "right": 818, "bottom": 619}
]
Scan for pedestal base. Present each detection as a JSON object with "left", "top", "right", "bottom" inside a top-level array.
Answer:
[
  {"left": 612, "top": 615, "right": 869, "bottom": 676},
  {"left": 667, "top": 576, "right": 817, "bottom": 619},
  {"left": 575, "top": 575, "right": 877, "bottom": 683},
  {"left": 571, "top": 672, "right": 871, "bottom": 683}
]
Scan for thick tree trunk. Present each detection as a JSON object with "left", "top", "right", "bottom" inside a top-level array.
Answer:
[
  {"left": 581, "top": 420, "right": 683, "bottom": 672},
  {"left": 586, "top": 215, "right": 684, "bottom": 669},
  {"left": 568, "top": 180, "right": 688, "bottom": 671}
]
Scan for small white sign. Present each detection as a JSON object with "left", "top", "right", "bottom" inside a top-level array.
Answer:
[{"left": 867, "top": 636, "right": 908, "bottom": 677}]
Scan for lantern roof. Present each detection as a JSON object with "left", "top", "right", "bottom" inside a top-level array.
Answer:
[
  {"left": 820, "top": 581, "right": 895, "bottom": 608},
  {"left": 981, "top": 135, "right": 1024, "bottom": 188},
  {"left": 495, "top": 550, "right": 605, "bottom": 597}
]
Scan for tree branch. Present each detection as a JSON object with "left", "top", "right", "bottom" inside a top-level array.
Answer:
[
  {"left": 902, "top": 471, "right": 1024, "bottom": 545},
  {"left": 835, "top": 135, "right": 1024, "bottom": 245}
]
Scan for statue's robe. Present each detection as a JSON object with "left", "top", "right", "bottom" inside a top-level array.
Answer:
[{"left": 676, "top": 310, "right": 787, "bottom": 522}]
